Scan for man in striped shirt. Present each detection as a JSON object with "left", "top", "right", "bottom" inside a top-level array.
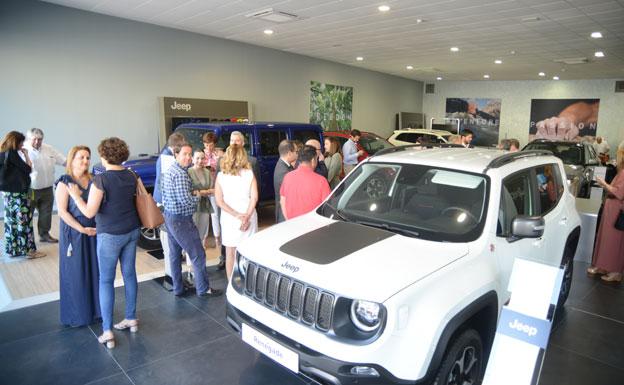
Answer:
[{"left": 162, "top": 143, "right": 222, "bottom": 298}]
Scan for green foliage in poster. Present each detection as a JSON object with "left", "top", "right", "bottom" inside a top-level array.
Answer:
[{"left": 310, "top": 81, "right": 353, "bottom": 131}]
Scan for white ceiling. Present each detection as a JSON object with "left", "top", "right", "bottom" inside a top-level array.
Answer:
[{"left": 43, "top": 0, "right": 624, "bottom": 81}]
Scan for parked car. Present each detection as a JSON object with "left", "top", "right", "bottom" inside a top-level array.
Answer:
[
  {"left": 387, "top": 128, "right": 454, "bottom": 146},
  {"left": 93, "top": 122, "right": 324, "bottom": 249},
  {"left": 226, "top": 147, "right": 580, "bottom": 385},
  {"left": 324, "top": 130, "right": 393, "bottom": 162},
  {"left": 523, "top": 139, "right": 599, "bottom": 198}
]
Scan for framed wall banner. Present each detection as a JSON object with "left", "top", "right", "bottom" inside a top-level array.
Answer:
[
  {"left": 310, "top": 81, "right": 353, "bottom": 131},
  {"left": 445, "top": 97, "right": 501, "bottom": 147},
  {"left": 529, "top": 99, "right": 599, "bottom": 142}
]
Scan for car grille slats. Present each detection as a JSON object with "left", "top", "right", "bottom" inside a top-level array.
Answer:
[{"left": 242, "top": 262, "right": 334, "bottom": 332}]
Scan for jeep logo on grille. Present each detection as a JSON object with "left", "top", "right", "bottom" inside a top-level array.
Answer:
[{"left": 281, "top": 261, "right": 299, "bottom": 274}]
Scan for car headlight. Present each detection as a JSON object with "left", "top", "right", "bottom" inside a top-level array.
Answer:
[
  {"left": 237, "top": 253, "right": 249, "bottom": 278},
  {"left": 350, "top": 300, "right": 382, "bottom": 332}
]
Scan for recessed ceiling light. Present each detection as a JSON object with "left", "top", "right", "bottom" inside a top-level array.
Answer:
[
  {"left": 510, "top": 50, "right": 516, "bottom": 55},
  {"left": 494, "top": 59, "right": 502, "bottom": 64},
  {"left": 483, "top": 74, "right": 490, "bottom": 79},
  {"left": 406, "top": 65, "right": 414, "bottom": 70},
  {"left": 450, "top": 47, "right": 459, "bottom": 52},
  {"left": 378, "top": 5, "right": 390, "bottom": 12},
  {"left": 416, "top": 19, "right": 423, "bottom": 23},
  {"left": 553, "top": 76, "right": 559, "bottom": 80},
  {"left": 263, "top": 29, "right": 274, "bottom": 35},
  {"left": 356, "top": 56, "right": 364, "bottom": 61},
  {"left": 591, "top": 32, "right": 603, "bottom": 39},
  {"left": 538, "top": 72, "right": 545, "bottom": 77},
  {"left": 436, "top": 76, "right": 443, "bottom": 80},
  {"left": 595, "top": 51, "right": 605, "bottom": 57}
]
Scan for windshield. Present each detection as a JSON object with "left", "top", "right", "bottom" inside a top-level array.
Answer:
[
  {"left": 318, "top": 162, "right": 489, "bottom": 242},
  {"left": 360, "top": 134, "right": 393, "bottom": 155},
  {"left": 174, "top": 128, "right": 208, "bottom": 152},
  {"left": 525, "top": 143, "right": 583, "bottom": 165}
]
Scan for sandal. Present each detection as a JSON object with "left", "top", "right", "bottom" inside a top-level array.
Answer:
[
  {"left": 98, "top": 331, "right": 115, "bottom": 349},
  {"left": 113, "top": 319, "right": 139, "bottom": 332},
  {"left": 601, "top": 272, "right": 623, "bottom": 284},
  {"left": 587, "top": 266, "right": 608, "bottom": 276}
]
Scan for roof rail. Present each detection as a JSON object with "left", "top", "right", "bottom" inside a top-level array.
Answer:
[
  {"left": 484, "top": 150, "right": 553, "bottom": 172},
  {"left": 372, "top": 143, "right": 465, "bottom": 157}
]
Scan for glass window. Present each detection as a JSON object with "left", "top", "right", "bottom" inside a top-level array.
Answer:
[
  {"left": 535, "top": 164, "right": 562, "bottom": 215},
  {"left": 359, "top": 134, "right": 393, "bottom": 155},
  {"left": 318, "top": 163, "right": 489, "bottom": 242},
  {"left": 216, "top": 130, "right": 252, "bottom": 153},
  {"left": 395, "top": 133, "right": 418, "bottom": 143},
  {"left": 259, "top": 130, "right": 287, "bottom": 157},
  {"left": 292, "top": 130, "right": 319, "bottom": 143},
  {"left": 524, "top": 142, "right": 583, "bottom": 165},
  {"left": 498, "top": 171, "right": 534, "bottom": 236},
  {"left": 174, "top": 128, "right": 209, "bottom": 152}
]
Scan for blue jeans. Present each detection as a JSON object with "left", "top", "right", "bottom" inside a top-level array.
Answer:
[
  {"left": 164, "top": 213, "right": 209, "bottom": 295},
  {"left": 96, "top": 229, "right": 140, "bottom": 332}
]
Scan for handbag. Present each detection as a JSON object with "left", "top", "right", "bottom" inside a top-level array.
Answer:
[
  {"left": 615, "top": 209, "right": 624, "bottom": 231},
  {"left": 131, "top": 171, "right": 164, "bottom": 229}
]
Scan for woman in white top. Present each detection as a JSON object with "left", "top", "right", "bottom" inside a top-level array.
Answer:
[{"left": 215, "top": 144, "right": 258, "bottom": 280}]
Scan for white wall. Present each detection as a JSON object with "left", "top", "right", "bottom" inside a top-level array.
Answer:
[
  {"left": 0, "top": 0, "right": 423, "bottom": 160},
  {"left": 423, "top": 79, "right": 624, "bottom": 154}
]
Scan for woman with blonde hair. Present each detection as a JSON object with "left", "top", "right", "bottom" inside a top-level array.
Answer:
[
  {"left": 0, "top": 131, "right": 45, "bottom": 259},
  {"left": 55, "top": 146, "right": 99, "bottom": 326},
  {"left": 215, "top": 144, "right": 258, "bottom": 280},
  {"left": 588, "top": 148, "right": 624, "bottom": 283}
]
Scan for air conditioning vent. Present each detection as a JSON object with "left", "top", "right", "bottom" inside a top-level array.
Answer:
[
  {"left": 615, "top": 80, "right": 624, "bottom": 93},
  {"left": 425, "top": 84, "right": 435, "bottom": 94},
  {"left": 246, "top": 8, "right": 299, "bottom": 23},
  {"left": 554, "top": 57, "right": 589, "bottom": 65}
]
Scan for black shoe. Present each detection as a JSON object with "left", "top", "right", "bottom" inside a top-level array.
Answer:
[
  {"left": 40, "top": 234, "right": 58, "bottom": 243},
  {"left": 217, "top": 260, "right": 225, "bottom": 270},
  {"left": 174, "top": 287, "right": 189, "bottom": 297},
  {"left": 198, "top": 288, "right": 223, "bottom": 298}
]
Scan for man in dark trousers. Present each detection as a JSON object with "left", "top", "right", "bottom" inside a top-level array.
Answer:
[{"left": 273, "top": 140, "right": 298, "bottom": 223}]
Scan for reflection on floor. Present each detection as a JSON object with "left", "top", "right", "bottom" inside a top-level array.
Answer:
[{"left": 0, "top": 261, "right": 622, "bottom": 385}]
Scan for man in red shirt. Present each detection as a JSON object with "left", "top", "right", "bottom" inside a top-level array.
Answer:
[{"left": 280, "top": 145, "right": 331, "bottom": 220}]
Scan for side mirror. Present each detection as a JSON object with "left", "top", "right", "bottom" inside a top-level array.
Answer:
[{"left": 508, "top": 216, "right": 545, "bottom": 242}]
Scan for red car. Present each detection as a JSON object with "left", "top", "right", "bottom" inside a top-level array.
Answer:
[{"left": 324, "top": 130, "right": 394, "bottom": 162}]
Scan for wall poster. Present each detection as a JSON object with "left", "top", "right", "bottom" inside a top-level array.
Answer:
[
  {"left": 310, "top": 81, "right": 353, "bottom": 131},
  {"left": 529, "top": 99, "right": 599, "bottom": 142},
  {"left": 445, "top": 97, "right": 501, "bottom": 147}
]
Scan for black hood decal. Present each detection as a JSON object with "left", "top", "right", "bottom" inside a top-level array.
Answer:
[{"left": 279, "top": 221, "right": 394, "bottom": 265}]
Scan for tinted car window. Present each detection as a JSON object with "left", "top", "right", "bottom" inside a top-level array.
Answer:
[
  {"left": 259, "top": 130, "right": 287, "bottom": 157},
  {"left": 396, "top": 133, "right": 418, "bottom": 143},
  {"left": 498, "top": 170, "right": 534, "bottom": 236},
  {"left": 174, "top": 127, "right": 210, "bottom": 152},
  {"left": 535, "top": 164, "right": 562, "bottom": 215},
  {"left": 292, "top": 130, "right": 320, "bottom": 143},
  {"left": 524, "top": 142, "right": 583, "bottom": 165},
  {"left": 216, "top": 130, "right": 252, "bottom": 153},
  {"left": 360, "top": 134, "right": 393, "bottom": 155}
]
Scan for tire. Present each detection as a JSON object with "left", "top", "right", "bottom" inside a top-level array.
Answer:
[
  {"left": 433, "top": 329, "right": 484, "bottom": 385},
  {"left": 557, "top": 257, "right": 573, "bottom": 308},
  {"left": 137, "top": 226, "right": 161, "bottom": 250}
]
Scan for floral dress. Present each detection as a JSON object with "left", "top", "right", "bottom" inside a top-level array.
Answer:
[{"left": 3, "top": 192, "right": 36, "bottom": 257}]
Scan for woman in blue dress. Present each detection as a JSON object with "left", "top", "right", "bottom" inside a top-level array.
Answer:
[{"left": 55, "top": 145, "right": 99, "bottom": 327}]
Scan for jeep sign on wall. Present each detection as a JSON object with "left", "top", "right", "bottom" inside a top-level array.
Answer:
[{"left": 158, "top": 97, "right": 250, "bottom": 147}]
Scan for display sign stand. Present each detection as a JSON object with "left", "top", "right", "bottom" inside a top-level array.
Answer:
[{"left": 483, "top": 258, "right": 563, "bottom": 385}]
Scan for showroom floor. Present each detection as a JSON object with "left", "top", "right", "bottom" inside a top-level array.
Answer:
[{"left": 0, "top": 260, "right": 622, "bottom": 385}]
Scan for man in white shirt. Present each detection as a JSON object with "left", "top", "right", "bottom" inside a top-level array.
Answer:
[
  {"left": 593, "top": 136, "right": 610, "bottom": 156},
  {"left": 25, "top": 128, "right": 66, "bottom": 243},
  {"left": 342, "top": 129, "right": 365, "bottom": 175}
]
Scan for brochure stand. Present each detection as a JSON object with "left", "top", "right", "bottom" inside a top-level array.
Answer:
[{"left": 483, "top": 258, "right": 563, "bottom": 385}]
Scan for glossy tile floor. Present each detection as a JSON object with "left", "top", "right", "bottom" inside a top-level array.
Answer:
[{"left": 0, "top": 261, "right": 622, "bottom": 385}]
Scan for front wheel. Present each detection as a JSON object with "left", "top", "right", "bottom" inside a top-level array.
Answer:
[
  {"left": 137, "top": 227, "right": 161, "bottom": 250},
  {"left": 433, "top": 328, "right": 484, "bottom": 385}
]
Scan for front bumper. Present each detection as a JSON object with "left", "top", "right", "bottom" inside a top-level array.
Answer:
[{"left": 226, "top": 303, "right": 421, "bottom": 385}]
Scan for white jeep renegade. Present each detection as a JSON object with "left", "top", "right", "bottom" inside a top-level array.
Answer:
[{"left": 226, "top": 146, "right": 581, "bottom": 385}]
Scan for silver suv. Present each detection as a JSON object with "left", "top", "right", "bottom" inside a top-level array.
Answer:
[{"left": 226, "top": 146, "right": 581, "bottom": 385}]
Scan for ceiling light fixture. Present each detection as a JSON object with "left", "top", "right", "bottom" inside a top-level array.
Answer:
[
  {"left": 416, "top": 19, "right": 423, "bottom": 23},
  {"left": 356, "top": 56, "right": 364, "bottom": 61},
  {"left": 553, "top": 76, "right": 559, "bottom": 80},
  {"left": 263, "top": 29, "right": 274, "bottom": 35},
  {"left": 483, "top": 74, "right": 490, "bottom": 79},
  {"left": 595, "top": 51, "right": 605, "bottom": 57},
  {"left": 538, "top": 72, "right": 545, "bottom": 77},
  {"left": 406, "top": 65, "right": 414, "bottom": 70},
  {"left": 591, "top": 32, "right": 603, "bottom": 39},
  {"left": 436, "top": 76, "right": 443, "bottom": 80},
  {"left": 450, "top": 47, "right": 459, "bottom": 52},
  {"left": 494, "top": 59, "right": 502, "bottom": 64},
  {"left": 378, "top": 5, "right": 390, "bottom": 12}
]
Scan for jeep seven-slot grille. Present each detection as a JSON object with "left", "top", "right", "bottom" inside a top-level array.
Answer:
[{"left": 243, "top": 262, "right": 335, "bottom": 332}]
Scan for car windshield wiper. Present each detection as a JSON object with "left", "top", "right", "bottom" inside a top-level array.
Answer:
[
  {"left": 322, "top": 202, "right": 350, "bottom": 222},
  {"left": 353, "top": 219, "right": 421, "bottom": 238}
]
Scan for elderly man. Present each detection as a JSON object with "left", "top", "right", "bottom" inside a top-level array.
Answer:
[
  {"left": 162, "top": 143, "right": 223, "bottom": 298},
  {"left": 24, "top": 128, "right": 66, "bottom": 243},
  {"left": 593, "top": 136, "right": 610, "bottom": 156},
  {"left": 305, "top": 139, "right": 329, "bottom": 179}
]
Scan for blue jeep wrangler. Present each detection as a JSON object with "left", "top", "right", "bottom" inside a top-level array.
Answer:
[{"left": 95, "top": 122, "right": 324, "bottom": 249}]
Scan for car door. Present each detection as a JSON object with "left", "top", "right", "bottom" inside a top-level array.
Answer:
[
  {"left": 257, "top": 129, "right": 287, "bottom": 201},
  {"left": 493, "top": 169, "right": 539, "bottom": 301}
]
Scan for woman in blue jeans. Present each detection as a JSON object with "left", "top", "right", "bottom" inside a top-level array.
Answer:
[{"left": 66, "top": 137, "right": 141, "bottom": 349}]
